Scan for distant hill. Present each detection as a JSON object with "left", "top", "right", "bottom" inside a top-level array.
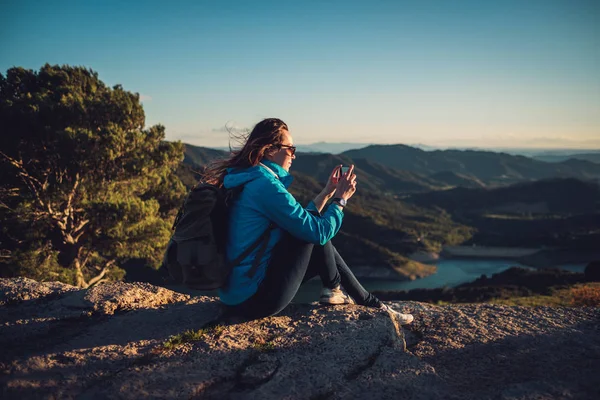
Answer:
[
  {"left": 291, "top": 153, "right": 443, "bottom": 194},
  {"left": 293, "top": 142, "right": 444, "bottom": 154},
  {"left": 342, "top": 144, "right": 600, "bottom": 186},
  {"left": 183, "top": 144, "right": 226, "bottom": 166},
  {"left": 459, "top": 147, "right": 600, "bottom": 158},
  {"left": 409, "top": 178, "right": 600, "bottom": 215},
  {"left": 407, "top": 178, "right": 600, "bottom": 248},
  {"left": 428, "top": 171, "right": 486, "bottom": 189},
  {"left": 185, "top": 142, "right": 600, "bottom": 190},
  {"left": 534, "top": 153, "right": 600, "bottom": 164},
  {"left": 210, "top": 142, "right": 374, "bottom": 154},
  {"left": 178, "top": 145, "right": 228, "bottom": 188},
  {"left": 295, "top": 142, "right": 372, "bottom": 154},
  {"left": 183, "top": 144, "right": 445, "bottom": 194}
]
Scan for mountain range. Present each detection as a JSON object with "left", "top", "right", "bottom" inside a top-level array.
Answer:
[
  {"left": 186, "top": 143, "right": 600, "bottom": 191},
  {"left": 533, "top": 153, "right": 600, "bottom": 164},
  {"left": 342, "top": 145, "right": 600, "bottom": 187},
  {"left": 179, "top": 142, "right": 600, "bottom": 276},
  {"left": 211, "top": 142, "right": 600, "bottom": 159}
]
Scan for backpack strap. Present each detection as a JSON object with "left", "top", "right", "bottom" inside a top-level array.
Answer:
[
  {"left": 172, "top": 205, "right": 184, "bottom": 230},
  {"left": 245, "top": 223, "right": 276, "bottom": 278},
  {"left": 207, "top": 167, "right": 280, "bottom": 277},
  {"left": 226, "top": 163, "right": 280, "bottom": 277},
  {"left": 227, "top": 223, "right": 276, "bottom": 277},
  {"left": 171, "top": 192, "right": 191, "bottom": 230}
]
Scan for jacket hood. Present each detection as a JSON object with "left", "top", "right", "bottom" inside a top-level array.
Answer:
[{"left": 223, "top": 166, "right": 262, "bottom": 189}]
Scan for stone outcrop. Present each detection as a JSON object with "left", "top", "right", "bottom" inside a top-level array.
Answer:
[{"left": 1, "top": 278, "right": 599, "bottom": 399}]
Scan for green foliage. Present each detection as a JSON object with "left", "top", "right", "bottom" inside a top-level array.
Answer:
[
  {"left": 490, "top": 283, "right": 600, "bottom": 307},
  {"left": 6, "top": 244, "right": 73, "bottom": 283},
  {"left": 0, "top": 64, "right": 186, "bottom": 287},
  {"left": 163, "top": 325, "right": 225, "bottom": 349},
  {"left": 163, "top": 329, "right": 207, "bottom": 349},
  {"left": 252, "top": 340, "right": 276, "bottom": 352}
]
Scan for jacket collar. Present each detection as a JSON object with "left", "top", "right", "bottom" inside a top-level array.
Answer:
[{"left": 260, "top": 160, "right": 294, "bottom": 188}]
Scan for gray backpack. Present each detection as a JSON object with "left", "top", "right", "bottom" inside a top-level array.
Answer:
[{"left": 162, "top": 183, "right": 274, "bottom": 290}]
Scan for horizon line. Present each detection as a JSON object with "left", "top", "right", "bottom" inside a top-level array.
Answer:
[{"left": 178, "top": 141, "right": 600, "bottom": 152}]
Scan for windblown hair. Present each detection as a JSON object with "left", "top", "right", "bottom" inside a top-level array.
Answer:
[{"left": 200, "top": 118, "right": 289, "bottom": 187}]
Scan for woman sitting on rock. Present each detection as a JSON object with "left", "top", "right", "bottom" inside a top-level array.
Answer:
[{"left": 201, "top": 118, "right": 413, "bottom": 324}]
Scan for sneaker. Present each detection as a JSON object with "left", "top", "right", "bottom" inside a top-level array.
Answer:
[
  {"left": 380, "top": 303, "right": 414, "bottom": 325},
  {"left": 319, "top": 285, "right": 356, "bottom": 305}
]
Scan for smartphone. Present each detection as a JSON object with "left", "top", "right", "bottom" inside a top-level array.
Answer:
[{"left": 341, "top": 166, "right": 350, "bottom": 175}]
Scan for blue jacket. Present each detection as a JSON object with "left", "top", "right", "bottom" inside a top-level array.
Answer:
[{"left": 217, "top": 160, "right": 345, "bottom": 305}]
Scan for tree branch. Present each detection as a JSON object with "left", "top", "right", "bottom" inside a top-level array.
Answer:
[
  {"left": 75, "top": 259, "right": 87, "bottom": 288},
  {"left": 90, "top": 278, "right": 109, "bottom": 287},
  {"left": 64, "top": 173, "right": 80, "bottom": 230},
  {"left": 73, "top": 219, "right": 90, "bottom": 236},
  {"left": 87, "top": 267, "right": 110, "bottom": 287},
  {"left": 66, "top": 173, "right": 80, "bottom": 209},
  {"left": 73, "top": 229, "right": 88, "bottom": 244},
  {"left": 79, "top": 247, "right": 93, "bottom": 271},
  {"left": 0, "top": 199, "right": 15, "bottom": 211},
  {"left": 1, "top": 150, "right": 48, "bottom": 211}
]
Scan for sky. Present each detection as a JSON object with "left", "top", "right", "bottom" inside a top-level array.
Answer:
[{"left": 1, "top": 0, "right": 599, "bottom": 149}]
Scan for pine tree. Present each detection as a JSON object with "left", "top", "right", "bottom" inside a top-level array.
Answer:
[{"left": 0, "top": 64, "right": 186, "bottom": 287}]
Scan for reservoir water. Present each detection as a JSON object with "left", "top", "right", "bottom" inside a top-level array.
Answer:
[{"left": 292, "top": 259, "right": 588, "bottom": 303}]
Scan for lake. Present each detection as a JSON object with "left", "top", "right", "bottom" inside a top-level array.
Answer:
[{"left": 291, "top": 259, "right": 588, "bottom": 303}]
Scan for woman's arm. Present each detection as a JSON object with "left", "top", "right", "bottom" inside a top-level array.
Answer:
[
  {"left": 312, "top": 189, "right": 335, "bottom": 213},
  {"left": 252, "top": 177, "right": 344, "bottom": 246},
  {"left": 311, "top": 165, "right": 341, "bottom": 213}
]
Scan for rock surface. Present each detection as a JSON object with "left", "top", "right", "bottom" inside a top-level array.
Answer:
[{"left": 1, "top": 277, "right": 599, "bottom": 399}]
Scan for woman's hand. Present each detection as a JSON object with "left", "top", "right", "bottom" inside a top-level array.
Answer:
[
  {"left": 321, "top": 165, "right": 342, "bottom": 199},
  {"left": 333, "top": 164, "right": 357, "bottom": 201}
]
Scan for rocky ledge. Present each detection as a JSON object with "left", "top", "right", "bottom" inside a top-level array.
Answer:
[{"left": 1, "top": 277, "right": 599, "bottom": 399}]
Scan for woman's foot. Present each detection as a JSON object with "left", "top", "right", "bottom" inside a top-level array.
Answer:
[
  {"left": 379, "top": 303, "right": 414, "bottom": 325},
  {"left": 319, "top": 285, "right": 355, "bottom": 305}
]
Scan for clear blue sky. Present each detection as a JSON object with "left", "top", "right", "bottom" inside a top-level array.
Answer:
[{"left": 2, "top": 0, "right": 599, "bottom": 148}]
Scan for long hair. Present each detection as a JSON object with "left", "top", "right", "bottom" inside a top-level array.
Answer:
[{"left": 201, "top": 118, "right": 289, "bottom": 187}]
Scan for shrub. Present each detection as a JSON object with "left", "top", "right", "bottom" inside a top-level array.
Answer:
[{"left": 570, "top": 285, "right": 600, "bottom": 307}]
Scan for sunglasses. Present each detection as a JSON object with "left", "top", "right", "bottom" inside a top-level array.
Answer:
[{"left": 279, "top": 144, "right": 297, "bottom": 156}]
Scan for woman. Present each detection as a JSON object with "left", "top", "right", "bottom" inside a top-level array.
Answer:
[{"left": 202, "top": 118, "right": 413, "bottom": 324}]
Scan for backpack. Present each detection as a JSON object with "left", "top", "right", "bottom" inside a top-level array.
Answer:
[{"left": 162, "top": 183, "right": 274, "bottom": 290}]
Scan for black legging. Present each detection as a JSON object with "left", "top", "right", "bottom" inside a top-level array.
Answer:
[{"left": 224, "top": 232, "right": 382, "bottom": 320}]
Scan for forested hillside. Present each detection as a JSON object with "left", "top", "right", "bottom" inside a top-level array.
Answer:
[
  {"left": 407, "top": 178, "right": 600, "bottom": 248},
  {"left": 343, "top": 145, "right": 600, "bottom": 186}
]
